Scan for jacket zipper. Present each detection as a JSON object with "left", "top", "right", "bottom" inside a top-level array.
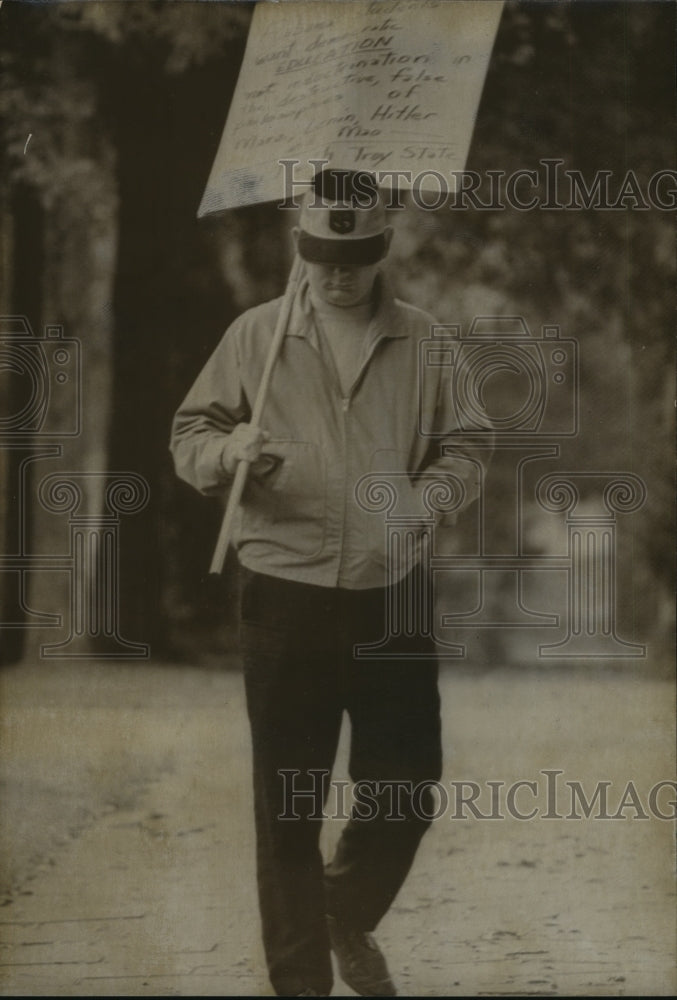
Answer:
[
  {"left": 337, "top": 337, "right": 388, "bottom": 581},
  {"left": 337, "top": 395, "right": 351, "bottom": 583},
  {"left": 312, "top": 312, "right": 388, "bottom": 583}
]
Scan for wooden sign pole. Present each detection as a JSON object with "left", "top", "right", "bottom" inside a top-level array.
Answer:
[{"left": 209, "top": 252, "right": 303, "bottom": 574}]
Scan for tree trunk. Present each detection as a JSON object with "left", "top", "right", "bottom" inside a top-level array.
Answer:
[{"left": 21, "top": 128, "right": 119, "bottom": 661}]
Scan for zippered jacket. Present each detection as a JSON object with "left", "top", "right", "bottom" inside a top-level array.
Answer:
[{"left": 170, "top": 274, "right": 492, "bottom": 589}]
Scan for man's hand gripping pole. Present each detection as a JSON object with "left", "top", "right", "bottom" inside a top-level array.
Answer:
[{"left": 209, "top": 253, "right": 303, "bottom": 575}]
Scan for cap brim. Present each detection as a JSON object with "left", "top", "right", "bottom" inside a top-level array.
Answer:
[{"left": 298, "top": 231, "right": 386, "bottom": 267}]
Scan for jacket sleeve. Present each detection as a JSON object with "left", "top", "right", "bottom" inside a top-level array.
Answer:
[{"left": 169, "top": 319, "right": 250, "bottom": 496}]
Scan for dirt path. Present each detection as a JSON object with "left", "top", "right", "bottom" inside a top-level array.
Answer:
[{"left": 0, "top": 660, "right": 674, "bottom": 996}]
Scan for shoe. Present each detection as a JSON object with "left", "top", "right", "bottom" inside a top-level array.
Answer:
[{"left": 327, "top": 915, "right": 397, "bottom": 996}]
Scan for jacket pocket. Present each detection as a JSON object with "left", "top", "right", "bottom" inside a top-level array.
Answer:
[
  {"left": 244, "top": 439, "right": 327, "bottom": 558},
  {"left": 358, "top": 449, "right": 421, "bottom": 570}
]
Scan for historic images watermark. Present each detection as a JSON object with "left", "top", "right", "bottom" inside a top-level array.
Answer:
[
  {"left": 0, "top": 315, "right": 150, "bottom": 659},
  {"left": 277, "top": 769, "right": 677, "bottom": 823},
  {"left": 279, "top": 157, "right": 677, "bottom": 211}
]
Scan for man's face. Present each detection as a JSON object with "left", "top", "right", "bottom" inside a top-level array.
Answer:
[{"left": 303, "top": 260, "right": 381, "bottom": 308}]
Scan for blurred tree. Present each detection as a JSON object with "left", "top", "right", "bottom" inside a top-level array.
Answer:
[{"left": 0, "top": 1, "right": 253, "bottom": 660}]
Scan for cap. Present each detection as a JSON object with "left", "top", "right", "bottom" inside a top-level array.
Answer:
[{"left": 297, "top": 169, "right": 388, "bottom": 267}]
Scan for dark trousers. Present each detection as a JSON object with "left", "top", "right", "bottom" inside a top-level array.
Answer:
[{"left": 239, "top": 567, "right": 442, "bottom": 997}]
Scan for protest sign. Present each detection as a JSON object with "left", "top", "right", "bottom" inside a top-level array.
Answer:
[{"left": 198, "top": 0, "right": 504, "bottom": 214}]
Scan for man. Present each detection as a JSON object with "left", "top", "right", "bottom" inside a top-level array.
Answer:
[{"left": 170, "top": 170, "right": 487, "bottom": 997}]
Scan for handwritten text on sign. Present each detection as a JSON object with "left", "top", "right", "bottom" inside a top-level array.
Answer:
[{"left": 199, "top": 0, "right": 504, "bottom": 214}]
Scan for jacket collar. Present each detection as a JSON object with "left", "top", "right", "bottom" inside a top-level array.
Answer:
[{"left": 286, "top": 270, "right": 408, "bottom": 344}]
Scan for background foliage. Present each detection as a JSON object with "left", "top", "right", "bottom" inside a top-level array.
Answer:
[{"left": 1, "top": 1, "right": 674, "bottom": 668}]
